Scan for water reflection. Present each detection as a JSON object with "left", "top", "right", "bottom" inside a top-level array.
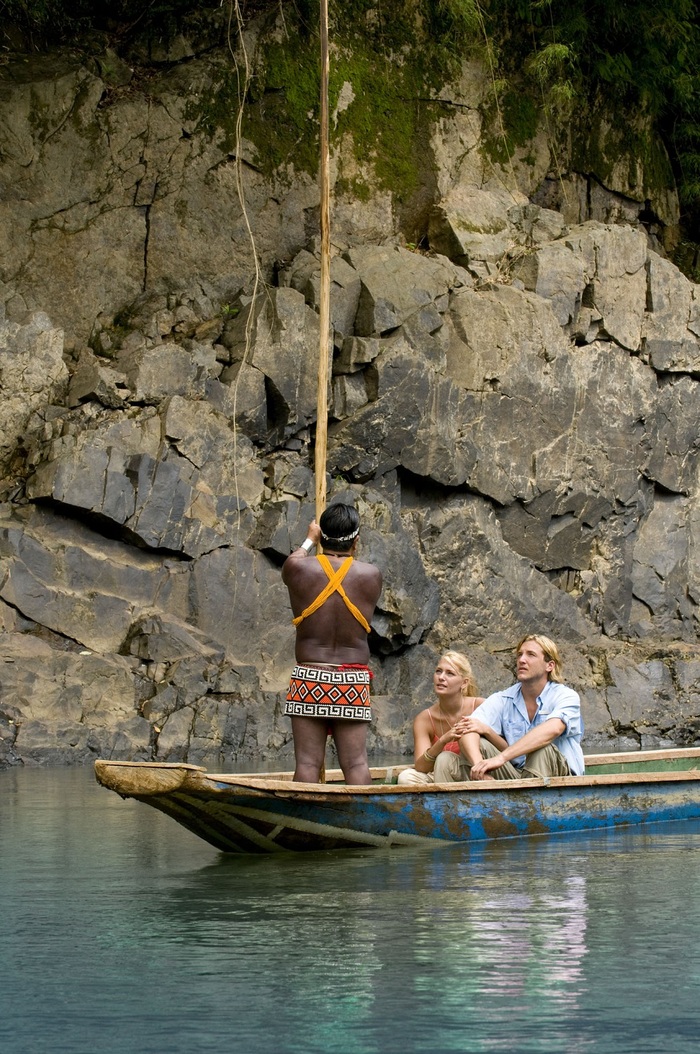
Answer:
[
  {"left": 118, "top": 842, "right": 592, "bottom": 1053},
  {"left": 2, "top": 768, "right": 700, "bottom": 1054}
]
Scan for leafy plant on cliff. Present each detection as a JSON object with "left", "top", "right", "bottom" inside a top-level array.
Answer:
[
  {"left": 0, "top": 0, "right": 222, "bottom": 50},
  {"left": 481, "top": 0, "right": 700, "bottom": 237}
]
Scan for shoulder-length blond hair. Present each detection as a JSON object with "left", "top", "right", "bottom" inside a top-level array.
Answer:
[
  {"left": 440, "top": 650, "right": 479, "bottom": 697},
  {"left": 516, "top": 634, "right": 563, "bottom": 683}
]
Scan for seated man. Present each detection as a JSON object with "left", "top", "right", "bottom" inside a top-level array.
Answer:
[{"left": 433, "top": 633, "right": 584, "bottom": 782}]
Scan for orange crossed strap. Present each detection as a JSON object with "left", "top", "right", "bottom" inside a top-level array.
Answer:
[{"left": 292, "top": 555, "right": 371, "bottom": 633}]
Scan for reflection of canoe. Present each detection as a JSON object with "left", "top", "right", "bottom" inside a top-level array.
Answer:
[{"left": 94, "top": 747, "right": 700, "bottom": 855}]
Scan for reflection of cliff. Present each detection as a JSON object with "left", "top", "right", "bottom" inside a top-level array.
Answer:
[
  {"left": 384, "top": 846, "right": 589, "bottom": 1050},
  {"left": 2, "top": 21, "right": 700, "bottom": 770},
  {"left": 137, "top": 836, "right": 592, "bottom": 1050},
  {"left": 472, "top": 874, "right": 588, "bottom": 1000}
]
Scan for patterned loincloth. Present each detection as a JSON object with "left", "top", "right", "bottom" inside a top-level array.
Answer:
[{"left": 284, "top": 663, "right": 372, "bottom": 722}]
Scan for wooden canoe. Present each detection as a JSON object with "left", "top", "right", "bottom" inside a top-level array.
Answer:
[{"left": 94, "top": 747, "right": 700, "bottom": 854}]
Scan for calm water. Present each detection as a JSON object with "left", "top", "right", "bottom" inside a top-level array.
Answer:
[{"left": 2, "top": 767, "right": 700, "bottom": 1054}]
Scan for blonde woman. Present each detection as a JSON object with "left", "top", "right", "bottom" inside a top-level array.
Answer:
[{"left": 397, "top": 651, "right": 505, "bottom": 785}]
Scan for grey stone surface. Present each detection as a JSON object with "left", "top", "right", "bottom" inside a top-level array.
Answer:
[
  {"left": 644, "top": 252, "right": 700, "bottom": 372},
  {"left": 344, "top": 245, "right": 467, "bottom": 337},
  {"left": 563, "top": 224, "right": 648, "bottom": 350},
  {"left": 279, "top": 250, "right": 362, "bottom": 345},
  {"left": 0, "top": 311, "right": 68, "bottom": 472},
  {"left": 220, "top": 287, "right": 321, "bottom": 442}
]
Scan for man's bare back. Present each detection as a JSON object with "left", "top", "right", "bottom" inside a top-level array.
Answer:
[{"left": 283, "top": 551, "right": 382, "bottom": 665}]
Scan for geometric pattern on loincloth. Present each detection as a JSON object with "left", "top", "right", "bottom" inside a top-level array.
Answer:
[{"left": 284, "top": 663, "right": 371, "bottom": 722}]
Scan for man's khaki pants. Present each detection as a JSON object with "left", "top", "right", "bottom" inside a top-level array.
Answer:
[{"left": 433, "top": 736, "right": 571, "bottom": 782}]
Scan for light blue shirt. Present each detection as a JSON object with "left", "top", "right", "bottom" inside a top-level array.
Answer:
[{"left": 477, "top": 680, "right": 585, "bottom": 776}]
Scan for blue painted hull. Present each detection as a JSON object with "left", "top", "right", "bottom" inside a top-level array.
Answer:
[{"left": 94, "top": 749, "right": 700, "bottom": 853}]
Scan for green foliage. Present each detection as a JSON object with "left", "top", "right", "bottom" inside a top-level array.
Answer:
[
  {"left": 244, "top": 31, "right": 324, "bottom": 176},
  {"left": 429, "top": 0, "right": 480, "bottom": 43},
  {"left": 482, "top": 0, "right": 700, "bottom": 235},
  {"left": 326, "top": 0, "right": 482, "bottom": 193},
  {"left": 524, "top": 42, "right": 575, "bottom": 117},
  {"left": 0, "top": 0, "right": 218, "bottom": 45},
  {"left": 0, "top": 0, "right": 198, "bottom": 23},
  {"left": 0, "top": 0, "right": 81, "bottom": 35},
  {"left": 673, "top": 240, "right": 700, "bottom": 283}
]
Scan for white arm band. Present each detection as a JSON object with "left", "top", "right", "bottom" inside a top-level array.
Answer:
[{"left": 300, "top": 538, "right": 315, "bottom": 554}]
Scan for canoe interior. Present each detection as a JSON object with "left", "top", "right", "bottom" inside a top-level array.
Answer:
[
  {"left": 237, "top": 747, "right": 700, "bottom": 783},
  {"left": 584, "top": 755, "right": 700, "bottom": 775}
]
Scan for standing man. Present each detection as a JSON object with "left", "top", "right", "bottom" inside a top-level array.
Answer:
[
  {"left": 282, "top": 502, "right": 383, "bottom": 784},
  {"left": 434, "top": 634, "right": 584, "bottom": 782}
]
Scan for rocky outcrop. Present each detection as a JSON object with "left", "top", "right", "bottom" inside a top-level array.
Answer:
[
  {"left": 2, "top": 216, "right": 700, "bottom": 768},
  {"left": 1, "top": 27, "right": 699, "bottom": 769}
]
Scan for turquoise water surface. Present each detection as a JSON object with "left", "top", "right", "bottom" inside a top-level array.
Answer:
[{"left": 1, "top": 766, "right": 699, "bottom": 1054}]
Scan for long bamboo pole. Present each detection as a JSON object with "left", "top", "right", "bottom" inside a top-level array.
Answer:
[
  {"left": 315, "top": 0, "right": 331, "bottom": 523},
  {"left": 316, "top": 0, "right": 331, "bottom": 784}
]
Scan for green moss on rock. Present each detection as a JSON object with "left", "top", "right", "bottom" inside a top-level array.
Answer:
[
  {"left": 482, "top": 87, "right": 540, "bottom": 165},
  {"left": 186, "top": 0, "right": 476, "bottom": 201}
]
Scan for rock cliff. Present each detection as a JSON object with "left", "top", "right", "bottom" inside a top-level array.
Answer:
[{"left": 1, "top": 8, "right": 699, "bottom": 768}]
